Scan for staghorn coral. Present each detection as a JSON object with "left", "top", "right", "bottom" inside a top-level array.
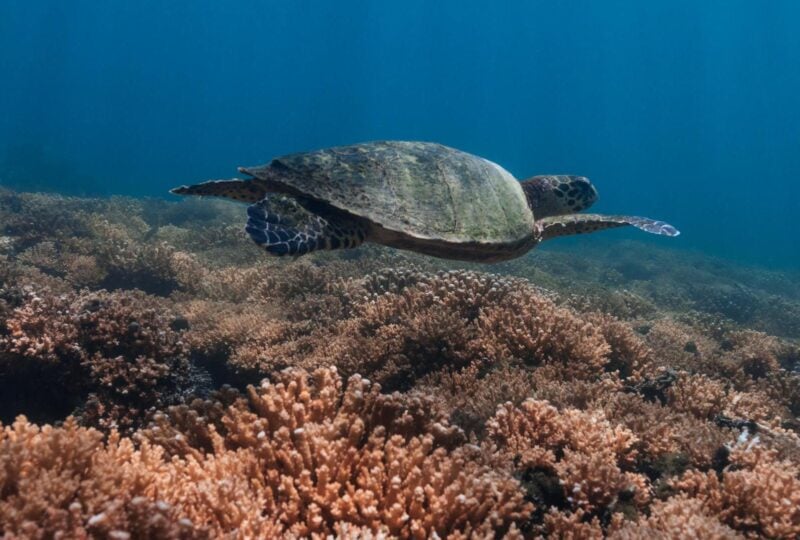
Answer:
[
  {"left": 0, "top": 287, "right": 192, "bottom": 431},
  {"left": 487, "top": 399, "right": 650, "bottom": 534},
  {"left": 2, "top": 188, "right": 800, "bottom": 537},
  {"left": 723, "top": 331, "right": 783, "bottom": 378},
  {"left": 184, "top": 266, "right": 266, "bottom": 303},
  {"left": 193, "top": 269, "right": 531, "bottom": 390},
  {"left": 319, "top": 291, "right": 477, "bottom": 391},
  {"left": 16, "top": 241, "right": 108, "bottom": 288},
  {"left": 598, "top": 389, "right": 733, "bottom": 472},
  {"left": 541, "top": 508, "right": 605, "bottom": 539},
  {"left": 656, "top": 355, "right": 797, "bottom": 431},
  {"left": 609, "top": 494, "right": 743, "bottom": 539},
  {"left": 179, "top": 299, "right": 319, "bottom": 388},
  {"left": 670, "top": 445, "right": 800, "bottom": 538},
  {"left": 90, "top": 225, "right": 198, "bottom": 296},
  {"left": 0, "top": 191, "right": 211, "bottom": 297},
  {"left": 305, "top": 269, "right": 620, "bottom": 391},
  {"left": 1, "top": 367, "right": 532, "bottom": 538},
  {"left": 563, "top": 286, "right": 659, "bottom": 321},
  {"left": 193, "top": 368, "right": 529, "bottom": 538},
  {"left": 641, "top": 318, "right": 720, "bottom": 377},
  {"left": 472, "top": 289, "right": 611, "bottom": 379},
  {"left": 666, "top": 372, "right": 729, "bottom": 421},
  {"left": 0, "top": 418, "right": 204, "bottom": 539},
  {"left": 642, "top": 318, "right": 799, "bottom": 420},
  {"left": 760, "top": 370, "right": 800, "bottom": 419},
  {"left": 417, "top": 361, "right": 538, "bottom": 436},
  {"left": 585, "top": 313, "right": 651, "bottom": 379},
  {"left": 0, "top": 190, "right": 98, "bottom": 249}
]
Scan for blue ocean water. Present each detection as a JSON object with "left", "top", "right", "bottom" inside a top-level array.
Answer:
[{"left": 0, "top": 1, "right": 798, "bottom": 268}]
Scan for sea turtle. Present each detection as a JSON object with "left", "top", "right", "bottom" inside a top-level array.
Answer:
[{"left": 171, "top": 141, "right": 678, "bottom": 263}]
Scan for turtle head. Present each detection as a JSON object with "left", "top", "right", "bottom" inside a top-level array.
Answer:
[{"left": 521, "top": 175, "right": 598, "bottom": 218}]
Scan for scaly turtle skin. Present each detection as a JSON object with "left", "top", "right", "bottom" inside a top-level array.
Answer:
[{"left": 171, "top": 141, "right": 678, "bottom": 262}]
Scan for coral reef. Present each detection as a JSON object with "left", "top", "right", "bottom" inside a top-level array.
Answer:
[
  {"left": 671, "top": 445, "right": 800, "bottom": 538},
  {"left": 0, "top": 286, "right": 194, "bottom": 432},
  {"left": 487, "top": 399, "right": 650, "bottom": 532},
  {"left": 1, "top": 368, "right": 532, "bottom": 538},
  {"left": 0, "top": 189, "right": 799, "bottom": 538}
]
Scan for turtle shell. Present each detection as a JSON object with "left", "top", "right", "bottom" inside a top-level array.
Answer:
[{"left": 241, "top": 141, "right": 534, "bottom": 245}]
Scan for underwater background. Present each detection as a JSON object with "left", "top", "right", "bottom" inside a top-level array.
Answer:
[
  {"left": 1, "top": 2, "right": 800, "bottom": 539},
  {"left": 1, "top": 0, "right": 799, "bottom": 268}
]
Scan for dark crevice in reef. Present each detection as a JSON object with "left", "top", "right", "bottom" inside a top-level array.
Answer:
[
  {"left": 99, "top": 270, "right": 182, "bottom": 298},
  {"left": 0, "top": 358, "right": 217, "bottom": 429},
  {"left": 189, "top": 350, "right": 265, "bottom": 391},
  {"left": 0, "top": 361, "right": 87, "bottom": 425}
]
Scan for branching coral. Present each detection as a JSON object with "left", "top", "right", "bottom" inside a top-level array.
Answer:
[
  {"left": 487, "top": 399, "right": 650, "bottom": 534},
  {"left": 609, "top": 495, "right": 744, "bottom": 539},
  {"left": 585, "top": 313, "right": 651, "bottom": 379},
  {"left": 417, "top": 361, "right": 538, "bottom": 436},
  {"left": 2, "top": 189, "right": 799, "bottom": 538},
  {"left": 472, "top": 290, "right": 611, "bottom": 379},
  {"left": 16, "top": 241, "right": 108, "bottom": 288},
  {"left": 0, "top": 190, "right": 98, "bottom": 249},
  {"left": 301, "top": 269, "right": 623, "bottom": 391},
  {"left": 197, "top": 368, "right": 529, "bottom": 538},
  {"left": 599, "top": 389, "right": 733, "bottom": 472},
  {"left": 670, "top": 445, "right": 800, "bottom": 538},
  {"left": 193, "top": 269, "right": 533, "bottom": 391},
  {"left": 0, "top": 288, "right": 192, "bottom": 431},
  {"left": 666, "top": 373, "right": 729, "bottom": 421},
  {"left": 0, "top": 367, "right": 532, "bottom": 538}
]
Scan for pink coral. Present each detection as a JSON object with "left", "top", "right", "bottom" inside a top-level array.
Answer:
[
  {"left": 0, "top": 367, "right": 532, "bottom": 538},
  {"left": 2, "top": 189, "right": 800, "bottom": 537},
  {"left": 671, "top": 446, "right": 800, "bottom": 538},
  {"left": 0, "top": 287, "right": 190, "bottom": 431},
  {"left": 487, "top": 398, "right": 650, "bottom": 530}
]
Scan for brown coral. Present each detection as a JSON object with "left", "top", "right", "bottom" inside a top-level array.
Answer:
[
  {"left": 487, "top": 398, "right": 650, "bottom": 531},
  {"left": 2, "top": 188, "right": 800, "bottom": 537},
  {"left": 0, "top": 367, "right": 532, "bottom": 538},
  {"left": 610, "top": 495, "right": 743, "bottom": 539},
  {"left": 671, "top": 445, "right": 800, "bottom": 538},
  {"left": 300, "top": 270, "right": 620, "bottom": 391},
  {"left": 0, "top": 288, "right": 192, "bottom": 431}
]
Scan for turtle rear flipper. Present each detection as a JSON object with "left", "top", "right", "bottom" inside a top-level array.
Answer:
[
  {"left": 245, "top": 195, "right": 368, "bottom": 256},
  {"left": 171, "top": 178, "right": 268, "bottom": 203},
  {"left": 539, "top": 214, "right": 680, "bottom": 242}
]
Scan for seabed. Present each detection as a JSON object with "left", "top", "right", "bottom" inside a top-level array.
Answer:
[{"left": 0, "top": 189, "right": 798, "bottom": 538}]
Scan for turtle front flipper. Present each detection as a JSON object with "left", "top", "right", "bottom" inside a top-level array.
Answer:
[
  {"left": 245, "top": 195, "right": 368, "bottom": 257},
  {"left": 538, "top": 213, "right": 680, "bottom": 242}
]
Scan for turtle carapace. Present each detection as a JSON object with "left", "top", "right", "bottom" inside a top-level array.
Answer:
[{"left": 171, "top": 141, "right": 679, "bottom": 263}]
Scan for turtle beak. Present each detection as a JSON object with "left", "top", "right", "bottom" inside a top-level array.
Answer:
[{"left": 576, "top": 176, "right": 597, "bottom": 196}]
